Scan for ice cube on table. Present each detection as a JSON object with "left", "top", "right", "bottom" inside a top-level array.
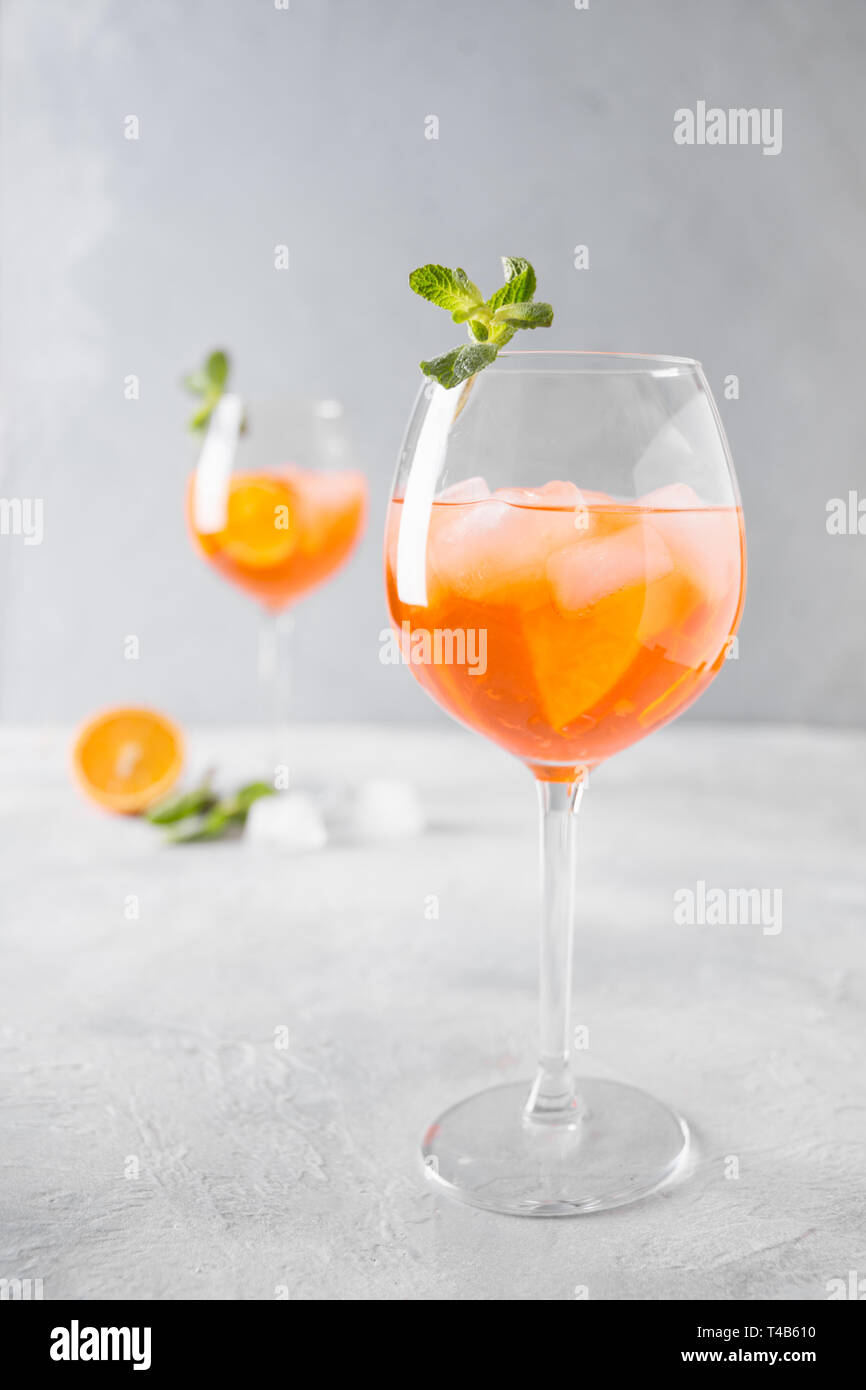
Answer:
[
  {"left": 349, "top": 779, "right": 425, "bottom": 840},
  {"left": 245, "top": 793, "right": 327, "bottom": 851}
]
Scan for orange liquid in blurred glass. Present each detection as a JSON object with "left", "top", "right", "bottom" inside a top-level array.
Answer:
[
  {"left": 386, "top": 480, "right": 745, "bottom": 780},
  {"left": 190, "top": 467, "right": 367, "bottom": 611}
]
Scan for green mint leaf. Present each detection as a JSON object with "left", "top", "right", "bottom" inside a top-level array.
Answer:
[
  {"left": 487, "top": 257, "right": 537, "bottom": 312},
  {"left": 409, "top": 264, "right": 483, "bottom": 316},
  {"left": 492, "top": 301, "right": 554, "bottom": 329},
  {"left": 488, "top": 324, "right": 515, "bottom": 350},
  {"left": 189, "top": 395, "right": 221, "bottom": 433},
  {"left": 146, "top": 778, "right": 217, "bottom": 825},
  {"left": 166, "top": 806, "right": 242, "bottom": 843},
  {"left": 468, "top": 319, "right": 489, "bottom": 342},
  {"left": 205, "top": 350, "right": 229, "bottom": 390},
  {"left": 183, "top": 348, "right": 237, "bottom": 433},
  {"left": 419, "top": 343, "right": 499, "bottom": 389},
  {"left": 159, "top": 777, "right": 274, "bottom": 842},
  {"left": 233, "top": 781, "right": 276, "bottom": 813},
  {"left": 502, "top": 255, "right": 535, "bottom": 287},
  {"left": 453, "top": 267, "right": 482, "bottom": 302}
]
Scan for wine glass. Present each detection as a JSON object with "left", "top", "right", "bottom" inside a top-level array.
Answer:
[
  {"left": 188, "top": 396, "right": 367, "bottom": 775},
  {"left": 385, "top": 350, "right": 746, "bottom": 1215}
]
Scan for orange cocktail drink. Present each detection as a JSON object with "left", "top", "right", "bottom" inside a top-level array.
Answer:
[
  {"left": 190, "top": 466, "right": 367, "bottom": 611},
  {"left": 386, "top": 479, "right": 744, "bottom": 780}
]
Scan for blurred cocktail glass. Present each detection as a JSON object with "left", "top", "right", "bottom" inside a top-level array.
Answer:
[{"left": 189, "top": 396, "right": 367, "bottom": 775}]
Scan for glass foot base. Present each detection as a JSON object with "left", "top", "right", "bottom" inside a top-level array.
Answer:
[{"left": 421, "top": 1078, "right": 689, "bottom": 1216}]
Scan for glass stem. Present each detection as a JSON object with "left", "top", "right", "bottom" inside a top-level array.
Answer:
[
  {"left": 257, "top": 607, "right": 294, "bottom": 783},
  {"left": 524, "top": 775, "right": 587, "bottom": 1125}
]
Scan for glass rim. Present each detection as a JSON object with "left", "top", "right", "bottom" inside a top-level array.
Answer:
[{"left": 491, "top": 349, "right": 701, "bottom": 375}]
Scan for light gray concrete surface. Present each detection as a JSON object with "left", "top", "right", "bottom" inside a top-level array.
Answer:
[
  {"left": 1, "top": 722, "right": 864, "bottom": 1300},
  {"left": 1, "top": 0, "right": 865, "bottom": 726}
]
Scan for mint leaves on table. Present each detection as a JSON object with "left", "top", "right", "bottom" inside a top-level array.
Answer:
[
  {"left": 409, "top": 257, "right": 554, "bottom": 388},
  {"left": 146, "top": 774, "right": 218, "bottom": 825},
  {"left": 146, "top": 776, "right": 275, "bottom": 844},
  {"left": 182, "top": 348, "right": 247, "bottom": 434}
]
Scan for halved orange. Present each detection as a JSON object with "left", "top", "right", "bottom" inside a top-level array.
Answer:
[
  {"left": 219, "top": 476, "right": 298, "bottom": 570},
  {"left": 72, "top": 707, "right": 183, "bottom": 814}
]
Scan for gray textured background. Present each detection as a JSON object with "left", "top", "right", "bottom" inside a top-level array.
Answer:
[{"left": 0, "top": 0, "right": 864, "bottom": 725}]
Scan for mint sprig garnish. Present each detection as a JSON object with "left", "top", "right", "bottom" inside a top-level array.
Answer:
[
  {"left": 410, "top": 256, "right": 553, "bottom": 388},
  {"left": 146, "top": 775, "right": 275, "bottom": 843},
  {"left": 182, "top": 348, "right": 247, "bottom": 434}
]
